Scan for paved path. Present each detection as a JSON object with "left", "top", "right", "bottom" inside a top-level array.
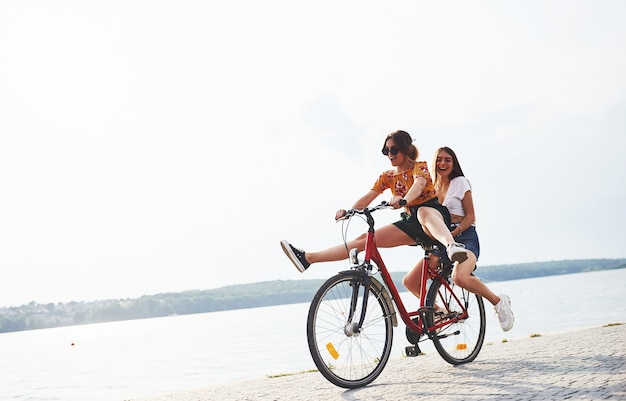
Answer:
[{"left": 131, "top": 323, "right": 626, "bottom": 401}]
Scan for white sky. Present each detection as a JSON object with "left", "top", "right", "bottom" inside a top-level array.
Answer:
[{"left": 1, "top": 1, "right": 625, "bottom": 307}]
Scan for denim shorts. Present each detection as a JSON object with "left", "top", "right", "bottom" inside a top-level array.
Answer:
[{"left": 451, "top": 224, "right": 480, "bottom": 259}]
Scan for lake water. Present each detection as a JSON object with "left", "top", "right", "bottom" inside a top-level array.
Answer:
[{"left": 1, "top": 269, "right": 625, "bottom": 401}]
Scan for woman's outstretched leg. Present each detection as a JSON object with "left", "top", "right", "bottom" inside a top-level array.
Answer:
[{"left": 281, "top": 224, "right": 415, "bottom": 272}]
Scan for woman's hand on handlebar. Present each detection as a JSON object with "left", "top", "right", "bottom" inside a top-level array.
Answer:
[
  {"left": 335, "top": 209, "right": 347, "bottom": 220},
  {"left": 389, "top": 196, "right": 406, "bottom": 209}
]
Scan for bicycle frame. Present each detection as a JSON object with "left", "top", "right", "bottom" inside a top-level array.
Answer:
[{"left": 360, "top": 207, "right": 467, "bottom": 337}]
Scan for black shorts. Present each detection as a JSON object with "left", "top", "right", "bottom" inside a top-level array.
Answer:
[{"left": 393, "top": 197, "right": 451, "bottom": 244}]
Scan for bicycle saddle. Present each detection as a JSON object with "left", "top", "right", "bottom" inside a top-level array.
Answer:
[
  {"left": 414, "top": 236, "right": 444, "bottom": 251},
  {"left": 414, "top": 236, "right": 454, "bottom": 267}
]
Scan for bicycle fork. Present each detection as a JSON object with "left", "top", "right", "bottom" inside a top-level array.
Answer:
[{"left": 344, "top": 277, "right": 370, "bottom": 336}]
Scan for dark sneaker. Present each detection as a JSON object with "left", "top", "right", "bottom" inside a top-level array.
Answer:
[
  {"left": 280, "top": 240, "right": 310, "bottom": 273},
  {"left": 446, "top": 242, "right": 468, "bottom": 264}
]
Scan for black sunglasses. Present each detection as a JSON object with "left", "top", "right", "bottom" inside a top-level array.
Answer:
[{"left": 382, "top": 146, "right": 400, "bottom": 156}]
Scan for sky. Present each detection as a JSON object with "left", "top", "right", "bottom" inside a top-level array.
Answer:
[{"left": 1, "top": 1, "right": 625, "bottom": 308}]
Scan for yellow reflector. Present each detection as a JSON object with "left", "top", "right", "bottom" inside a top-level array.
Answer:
[
  {"left": 326, "top": 342, "right": 339, "bottom": 360},
  {"left": 456, "top": 343, "right": 467, "bottom": 350}
]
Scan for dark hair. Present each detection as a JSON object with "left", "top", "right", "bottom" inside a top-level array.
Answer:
[
  {"left": 382, "top": 130, "right": 418, "bottom": 160},
  {"left": 433, "top": 146, "right": 465, "bottom": 187}
]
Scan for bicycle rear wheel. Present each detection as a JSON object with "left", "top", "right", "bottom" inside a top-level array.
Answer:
[
  {"left": 425, "top": 276, "right": 486, "bottom": 364},
  {"left": 307, "top": 271, "right": 394, "bottom": 388}
]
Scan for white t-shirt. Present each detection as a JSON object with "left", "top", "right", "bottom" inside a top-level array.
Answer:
[{"left": 442, "top": 176, "right": 471, "bottom": 217}]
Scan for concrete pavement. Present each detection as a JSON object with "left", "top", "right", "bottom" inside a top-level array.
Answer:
[{"left": 131, "top": 323, "right": 626, "bottom": 401}]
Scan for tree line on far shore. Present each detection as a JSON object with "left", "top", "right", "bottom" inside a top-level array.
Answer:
[{"left": 1, "top": 258, "right": 624, "bottom": 334}]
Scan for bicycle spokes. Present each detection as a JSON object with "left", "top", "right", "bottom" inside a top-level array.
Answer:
[
  {"left": 426, "top": 279, "right": 486, "bottom": 364},
  {"left": 307, "top": 272, "right": 394, "bottom": 388}
]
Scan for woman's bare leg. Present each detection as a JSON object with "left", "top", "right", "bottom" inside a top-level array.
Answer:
[
  {"left": 451, "top": 251, "right": 500, "bottom": 306},
  {"left": 402, "top": 260, "right": 424, "bottom": 298},
  {"left": 403, "top": 255, "right": 447, "bottom": 313},
  {"left": 306, "top": 224, "right": 415, "bottom": 264},
  {"left": 416, "top": 207, "right": 455, "bottom": 247}
]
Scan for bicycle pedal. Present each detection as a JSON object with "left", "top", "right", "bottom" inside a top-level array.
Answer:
[{"left": 405, "top": 345, "right": 422, "bottom": 357}]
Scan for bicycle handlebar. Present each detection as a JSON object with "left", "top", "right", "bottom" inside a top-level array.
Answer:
[
  {"left": 342, "top": 198, "right": 408, "bottom": 220},
  {"left": 342, "top": 201, "right": 387, "bottom": 219}
]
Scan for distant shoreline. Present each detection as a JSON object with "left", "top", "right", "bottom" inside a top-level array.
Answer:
[{"left": 1, "top": 260, "right": 625, "bottom": 334}]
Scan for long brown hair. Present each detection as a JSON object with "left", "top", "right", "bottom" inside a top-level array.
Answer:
[{"left": 433, "top": 146, "right": 465, "bottom": 188}]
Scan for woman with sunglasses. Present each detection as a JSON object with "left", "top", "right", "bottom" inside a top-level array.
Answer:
[
  {"left": 281, "top": 130, "right": 467, "bottom": 272},
  {"left": 402, "top": 146, "right": 514, "bottom": 331}
]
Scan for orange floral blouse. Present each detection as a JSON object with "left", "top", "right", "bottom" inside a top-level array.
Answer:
[{"left": 371, "top": 161, "right": 437, "bottom": 208}]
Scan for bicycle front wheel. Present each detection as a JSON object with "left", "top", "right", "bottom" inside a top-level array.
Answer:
[
  {"left": 425, "top": 276, "right": 486, "bottom": 364},
  {"left": 307, "top": 271, "right": 394, "bottom": 388}
]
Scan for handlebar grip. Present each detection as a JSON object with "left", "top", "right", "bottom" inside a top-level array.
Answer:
[{"left": 399, "top": 199, "right": 408, "bottom": 207}]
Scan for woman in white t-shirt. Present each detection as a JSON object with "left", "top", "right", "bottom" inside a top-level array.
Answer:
[{"left": 402, "top": 147, "right": 515, "bottom": 332}]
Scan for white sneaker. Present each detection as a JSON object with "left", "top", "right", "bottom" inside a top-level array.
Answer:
[
  {"left": 446, "top": 242, "right": 468, "bottom": 264},
  {"left": 494, "top": 294, "right": 514, "bottom": 332}
]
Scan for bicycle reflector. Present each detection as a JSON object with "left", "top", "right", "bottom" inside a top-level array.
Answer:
[
  {"left": 456, "top": 343, "right": 468, "bottom": 350},
  {"left": 326, "top": 342, "right": 339, "bottom": 359}
]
